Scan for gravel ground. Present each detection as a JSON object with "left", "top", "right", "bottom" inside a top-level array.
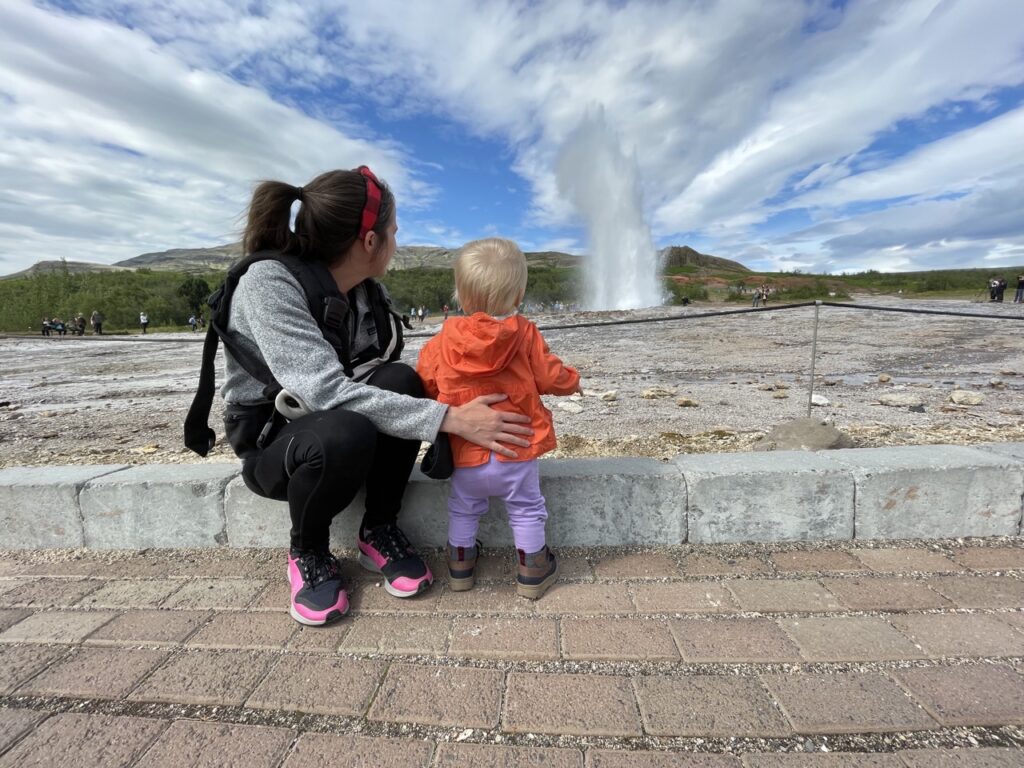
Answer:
[{"left": 1, "top": 295, "right": 1022, "bottom": 468}]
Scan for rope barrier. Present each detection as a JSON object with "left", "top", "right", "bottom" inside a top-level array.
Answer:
[{"left": 1, "top": 299, "right": 1021, "bottom": 343}]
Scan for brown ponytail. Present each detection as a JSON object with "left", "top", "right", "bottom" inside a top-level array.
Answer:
[{"left": 242, "top": 168, "right": 395, "bottom": 265}]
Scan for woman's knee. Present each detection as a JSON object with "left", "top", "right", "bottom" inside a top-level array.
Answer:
[
  {"left": 367, "top": 362, "right": 424, "bottom": 398},
  {"left": 281, "top": 410, "right": 378, "bottom": 472}
]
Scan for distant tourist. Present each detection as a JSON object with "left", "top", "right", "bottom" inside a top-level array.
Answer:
[
  {"left": 41, "top": 317, "right": 51, "bottom": 337},
  {"left": 442, "top": 303, "right": 450, "bottom": 320},
  {"left": 1015, "top": 274, "right": 1024, "bottom": 304},
  {"left": 139, "top": 311, "right": 149, "bottom": 334},
  {"left": 989, "top": 278, "right": 1000, "bottom": 302},
  {"left": 997, "top": 277, "right": 1007, "bottom": 303},
  {"left": 74, "top": 314, "right": 86, "bottom": 336},
  {"left": 51, "top": 317, "right": 66, "bottom": 338},
  {"left": 90, "top": 310, "right": 104, "bottom": 335},
  {"left": 188, "top": 314, "right": 198, "bottom": 332}
]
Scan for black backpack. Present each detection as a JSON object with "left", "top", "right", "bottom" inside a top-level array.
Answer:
[{"left": 183, "top": 250, "right": 404, "bottom": 458}]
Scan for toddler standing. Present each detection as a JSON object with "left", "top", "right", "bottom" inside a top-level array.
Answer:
[{"left": 417, "top": 238, "right": 580, "bottom": 599}]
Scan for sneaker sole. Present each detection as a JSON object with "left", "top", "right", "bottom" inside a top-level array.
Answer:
[
  {"left": 448, "top": 574, "right": 476, "bottom": 592},
  {"left": 359, "top": 552, "right": 432, "bottom": 598},
  {"left": 289, "top": 605, "right": 347, "bottom": 627},
  {"left": 516, "top": 561, "right": 560, "bottom": 600}
]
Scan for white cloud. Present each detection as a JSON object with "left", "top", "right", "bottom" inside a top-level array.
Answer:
[{"left": 2, "top": 0, "right": 1024, "bottom": 275}]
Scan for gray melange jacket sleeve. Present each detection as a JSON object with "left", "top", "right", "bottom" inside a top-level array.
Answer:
[{"left": 220, "top": 260, "right": 448, "bottom": 443}]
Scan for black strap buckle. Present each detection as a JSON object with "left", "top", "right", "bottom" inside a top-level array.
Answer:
[{"left": 322, "top": 297, "right": 347, "bottom": 329}]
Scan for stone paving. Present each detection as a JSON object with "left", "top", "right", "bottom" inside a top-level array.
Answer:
[{"left": 0, "top": 541, "right": 1022, "bottom": 766}]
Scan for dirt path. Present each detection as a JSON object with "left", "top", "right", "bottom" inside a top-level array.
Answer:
[{"left": 2, "top": 296, "right": 1022, "bottom": 468}]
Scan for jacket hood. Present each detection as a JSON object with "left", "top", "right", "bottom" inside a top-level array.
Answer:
[{"left": 436, "top": 313, "right": 526, "bottom": 376}]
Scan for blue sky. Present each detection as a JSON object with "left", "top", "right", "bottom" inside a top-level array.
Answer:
[{"left": 1, "top": 0, "right": 1023, "bottom": 276}]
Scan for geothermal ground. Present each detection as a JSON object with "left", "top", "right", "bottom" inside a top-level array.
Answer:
[{"left": 1, "top": 296, "right": 1023, "bottom": 468}]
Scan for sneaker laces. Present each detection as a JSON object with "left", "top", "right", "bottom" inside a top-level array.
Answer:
[
  {"left": 295, "top": 550, "right": 341, "bottom": 588},
  {"left": 363, "top": 524, "right": 414, "bottom": 563}
]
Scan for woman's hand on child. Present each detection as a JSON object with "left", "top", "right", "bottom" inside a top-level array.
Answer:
[{"left": 441, "top": 393, "right": 533, "bottom": 458}]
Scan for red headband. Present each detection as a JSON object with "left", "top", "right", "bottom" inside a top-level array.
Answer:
[{"left": 357, "top": 165, "right": 382, "bottom": 239}]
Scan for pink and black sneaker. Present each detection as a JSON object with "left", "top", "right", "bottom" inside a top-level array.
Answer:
[
  {"left": 358, "top": 523, "right": 433, "bottom": 598},
  {"left": 287, "top": 548, "right": 349, "bottom": 626}
]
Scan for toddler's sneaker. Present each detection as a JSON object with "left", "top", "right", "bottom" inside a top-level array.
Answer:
[
  {"left": 447, "top": 541, "right": 480, "bottom": 592},
  {"left": 358, "top": 523, "right": 433, "bottom": 598},
  {"left": 516, "top": 545, "right": 559, "bottom": 599},
  {"left": 287, "top": 548, "right": 349, "bottom": 626}
]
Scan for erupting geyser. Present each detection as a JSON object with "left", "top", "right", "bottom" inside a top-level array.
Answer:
[{"left": 556, "top": 109, "right": 663, "bottom": 311}]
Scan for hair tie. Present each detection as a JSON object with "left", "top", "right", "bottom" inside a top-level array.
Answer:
[
  {"left": 295, "top": 186, "right": 304, "bottom": 202},
  {"left": 357, "top": 166, "right": 381, "bottom": 239}
]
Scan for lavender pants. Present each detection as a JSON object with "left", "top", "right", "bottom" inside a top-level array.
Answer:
[{"left": 448, "top": 454, "right": 548, "bottom": 553}]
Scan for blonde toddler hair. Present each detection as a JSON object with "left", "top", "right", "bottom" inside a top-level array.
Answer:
[{"left": 454, "top": 237, "right": 528, "bottom": 315}]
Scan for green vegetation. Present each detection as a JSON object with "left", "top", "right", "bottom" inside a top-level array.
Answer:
[
  {"left": 0, "top": 265, "right": 226, "bottom": 333},
  {"left": 2, "top": 259, "right": 1019, "bottom": 333}
]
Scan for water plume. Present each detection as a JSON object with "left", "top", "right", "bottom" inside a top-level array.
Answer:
[{"left": 556, "top": 109, "right": 663, "bottom": 310}]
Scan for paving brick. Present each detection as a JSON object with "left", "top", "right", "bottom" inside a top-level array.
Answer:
[
  {"left": 17, "top": 646, "right": 168, "bottom": 699},
  {"left": 504, "top": 671, "right": 641, "bottom": 736},
  {"left": 779, "top": 616, "right": 924, "bottom": 661},
  {"left": 85, "top": 609, "right": 210, "bottom": 646},
  {"left": 449, "top": 617, "right": 558, "bottom": 660},
  {"left": 927, "top": 576, "right": 1024, "bottom": 609},
  {"left": 129, "top": 649, "right": 275, "bottom": 706},
  {"left": 741, "top": 756, "right": 902, "bottom": 767},
  {"left": 672, "top": 618, "right": 802, "bottom": 663},
  {"left": 593, "top": 551, "right": 681, "bottom": 579},
  {"left": 0, "top": 713, "right": 166, "bottom": 767},
  {"left": 185, "top": 611, "right": 296, "bottom": 650},
  {"left": 681, "top": 554, "right": 771, "bottom": 576},
  {"left": 852, "top": 548, "right": 961, "bottom": 573},
  {"left": 160, "top": 579, "right": 266, "bottom": 609},
  {"left": 341, "top": 615, "right": 449, "bottom": 655},
  {"left": 0, "top": 608, "right": 31, "bottom": 632},
  {"left": 771, "top": 551, "right": 866, "bottom": 573},
  {"left": 589, "top": 752, "right": 741, "bottom": 767},
  {"left": 892, "top": 663, "right": 1024, "bottom": 726},
  {"left": 135, "top": 719, "right": 294, "bottom": 768},
  {"left": 822, "top": 578, "right": 950, "bottom": 611},
  {"left": 0, "top": 708, "right": 46, "bottom": 753},
  {"left": 0, "top": 609, "right": 117, "bottom": 643},
  {"left": 283, "top": 732, "right": 435, "bottom": 768},
  {"left": 897, "top": 747, "right": 1024, "bottom": 766},
  {"left": 561, "top": 618, "right": 678, "bottom": 661},
  {"left": 889, "top": 613, "right": 1024, "bottom": 658},
  {"left": 286, "top": 622, "right": 351, "bottom": 652},
  {"left": 75, "top": 579, "right": 183, "bottom": 608},
  {"left": 370, "top": 663, "right": 503, "bottom": 728},
  {"left": 762, "top": 671, "right": 937, "bottom": 734},
  {"left": 0, "top": 578, "right": 102, "bottom": 607},
  {"left": 631, "top": 583, "right": 736, "bottom": 614},
  {"left": 636, "top": 675, "right": 790, "bottom": 738},
  {"left": 250, "top": 581, "right": 291, "bottom": 611},
  {"left": 951, "top": 547, "right": 1024, "bottom": 572},
  {"left": 352, "top": 582, "right": 442, "bottom": 613},
  {"left": 558, "top": 555, "right": 596, "bottom": 581},
  {"left": 534, "top": 583, "right": 634, "bottom": 614},
  {"left": 435, "top": 742, "right": 583, "bottom": 767},
  {"left": 0, "top": 644, "right": 67, "bottom": 694},
  {"left": 725, "top": 580, "right": 841, "bottom": 613},
  {"left": 248, "top": 655, "right": 385, "bottom": 716}
]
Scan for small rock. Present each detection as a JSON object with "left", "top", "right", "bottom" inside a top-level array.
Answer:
[
  {"left": 811, "top": 394, "right": 830, "bottom": 407},
  {"left": 557, "top": 401, "right": 584, "bottom": 414},
  {"left": 878, "top": 373, "right": 891, "bottom": 383},
  {"left": 988, "top": 379, "right": 1005, "bottom": 389},
  {"left": 878, "top": 392, "right": 924, "bottom": 408},
  {"left": 753, "top": 417, "right": 854, "bottom": 452},
  {"left": 641, "top": 386, "right": 674, "bottom": 399},
  {"left": 949, "top": 390, "right": 984, "bottom": 406},
  {"left": 757, "top": 383, "right": 774, "bottom": 391},
  {"left": 909, "top": 404, "right": 926, "bottom": 413},
  {"left": 772, "top": 380, "right": 790, "bottom": 390},
  {"left": 676, "top": 397, "right": 699, "bottom": 408},
  {"left": 599, "top": 390, "right": 618, "bottom": 402},
  {"left": 569, "top": 393, "right": 582, "bottom": 401},
  {"left": 772, "top": 391, "right": 789, "bottom": 399}
]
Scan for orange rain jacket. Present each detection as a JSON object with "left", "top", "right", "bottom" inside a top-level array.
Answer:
[{"left": 416, "top": 313, "right": 580, "bottom": 467}]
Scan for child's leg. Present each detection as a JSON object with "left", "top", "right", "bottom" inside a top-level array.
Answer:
[
  {"left": 497, "top": 460, "right": 548, "bottom": 553},
  {"left": 448, "top": 467, "right": 490, "bottom": 547}
]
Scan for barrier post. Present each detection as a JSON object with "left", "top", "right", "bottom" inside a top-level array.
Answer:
[{"left": 807, "top": 300, "right": 821, "bottom": 417}]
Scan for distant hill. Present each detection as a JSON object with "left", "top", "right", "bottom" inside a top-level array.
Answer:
[
  {"left": 659, "top": 245, "right": 750, "bottom": 273},
  {"left": 2, "top": 242, "right": 739, "bottom": 279}
]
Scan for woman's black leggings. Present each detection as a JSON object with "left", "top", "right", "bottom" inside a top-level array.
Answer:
[{"left": 246, "top": 362, "right": 426, "bottom": 551}]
